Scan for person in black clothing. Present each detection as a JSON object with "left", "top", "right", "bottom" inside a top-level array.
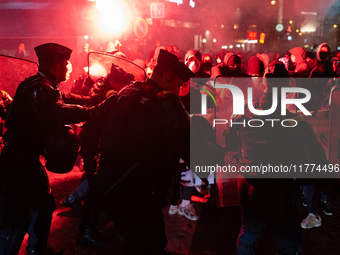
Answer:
[
  {"left": 225, "top": 61, "right": 327, "bottom": 255},
  {"left": 211, "top": 53, "right": 248, "bottom": 78},
  {"left": 94, "top": 49, "right": 193, "bottom": 254},
  {"left": 0, "top": 43, "right": 114, "bottom": 255},
  {"left": 73, "top": 64, "right": 135, "bottom": 245}
]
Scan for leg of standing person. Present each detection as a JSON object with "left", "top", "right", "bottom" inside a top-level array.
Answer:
[
  {"left": 77, "top": 156, "right": 104, "bottom": 245},
  {"left": 237, "top": 177, "right": 263, "bottom": 255},
  {"left": 301, "top": 184, "right": 321, "bottom": 229}
]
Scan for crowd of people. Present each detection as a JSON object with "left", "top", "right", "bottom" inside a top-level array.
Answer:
[{"left": 0, "top": 40, "right": 340, "bottom": 255}]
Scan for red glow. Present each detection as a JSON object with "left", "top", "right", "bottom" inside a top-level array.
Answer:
[
  {"left": 96, "top": 0, "right": 127, "bottom": 34},
  {"left": 287, "top": 25, "right": 292, "bottom": 33},
  {"left": 259, "top": 33, "right": 266, "bottom": 44},
  {"left": 89, "top": 63, "right": 106, "bottom": 77},
  {"left": 150, "top": 3, "right": 165, "bottom": 18},
  {"left": 247, "top": 31, "right": 257, "bottom": 40}
]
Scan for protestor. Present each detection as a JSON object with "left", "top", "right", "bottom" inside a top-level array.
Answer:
[
  {"left": 278, "top": 56, "right": 290, "bottom": 70},
  {"left": 0, "top": 43, "right": 115, "bottom": 255},
  {"left": 164, "top": 45, "right": 174, "bottom": 54},
  {"left": 172, "top": 45, "right": 179, "bottom": 54},
  {"left": 235, "top": 51, "right": 248, "bottom": 74},
  {"left": 332, "top": 50, "right": 340, "bottom": 77},
  {"left": 168, "top": 50, "right": 210, "bottom": 220},
  {"left": 211, "top": 53, "right": 248, "bottom": 78},
  {"left": 302, "top": 44, "right": 340, "bottom": 218},
  {"left": 306, "top": 51, "right": 317, "bottom": 71},
  {"left": 184, "top": 50, "right": 210, "bottom": 78},
  {"left": 289, "top": 47, "right": 310, "bottom": 77},
  {"left": 94, "top": 49, "right": 193, "bottom": 254},
  {"left": 247, "top": 56, "right": 264, "bottom": 77},
  {"left": 304, "top": 44, "right": 338, "bottom": 112},
  {"left": 331, "top": 56, "right": 340, "bottom": 78},
  {"left": 311, "top": 43, "right": 337, "bottom": 78},
  {"left": 214, "top": 49, "right": 228, "bottom": 65},
  {"left": 256, "top": 53, "right": 270, "bottom": 69},
  {"left": 201, "top": 53, "right": 213, "bottom": 76},
  {"left": 225, "top": 61, "right": 327, "bottom": 255}
]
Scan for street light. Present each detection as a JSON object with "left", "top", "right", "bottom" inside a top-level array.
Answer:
[
  {"left": 289, "top": 20, "right": 293, "bottom": 24},
  {"left": 271, "top": 0, "right": 276, "bottom": 5},
  {"left": 334, "top": 24, "right": 337, "bottom": 28},
  {"left": 203, "top": 38, "right": 207, "bottom": 43},
  {"left": 213, "top": 38, "right": 217, "bottom": 43}
]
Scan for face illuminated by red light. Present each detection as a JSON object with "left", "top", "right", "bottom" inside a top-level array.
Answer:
[
  {"left": 56, "top": 59, "right": 69, "bottom": 82},
  {"left": 320, "top": 46, "right": 329, "bottom": 53},
  {"left": 185, "top": 55, "right": 201, "bottom": 74}
]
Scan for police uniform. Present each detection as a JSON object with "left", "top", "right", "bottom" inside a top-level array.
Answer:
[
  {"left": 0, "top": 43, "right": 111, "bottom": 255},
  {"left": 95, "top": 50, "right": 192, "bottom": 254}
]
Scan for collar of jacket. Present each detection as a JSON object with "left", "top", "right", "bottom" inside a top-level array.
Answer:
[
  {"left": 146, "top": 78, "right": 163, "bottom": 92},
  {"left": 38, "top": 68, "right": 58, "bottom": 88}
]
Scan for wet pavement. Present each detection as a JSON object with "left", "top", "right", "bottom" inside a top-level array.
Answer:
[{"left": 16, "top": 166, "right": 340, "bottom": 255}]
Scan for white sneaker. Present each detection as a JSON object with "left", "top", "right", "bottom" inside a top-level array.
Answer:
[
  {"left": 168, "top": 205, "right": 179, "bottom": 215},
  {"left": 178, "top": 203, "right": 199, "bottom": 221},
  {"left": 301, "top": 213, "right": 322, "bottom": 229}
]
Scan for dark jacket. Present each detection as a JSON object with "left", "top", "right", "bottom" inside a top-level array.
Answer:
[
  {"left": 225, "top": 93, "right": 327, "bottom": 181},
  {"left": 247, "top": 56, "right": 264, "bottom": 77},
  {"left": 211, "top": 53, "right": 248, "bottom": 78},
  {"left": 312, "top": 43, "right": 337, "bottom": 78},
  {"left": 4, "top": 69, "right": 98, "bottom": 152},
  {"left": 97, "top": 79, "right": 190, "bottom": 194}
]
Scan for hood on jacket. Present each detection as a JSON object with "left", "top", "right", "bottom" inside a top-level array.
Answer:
[
  {"left": 184, "top": 49, "right": 202, "bottom": 73},
  {"left": 316, "top": 43, "right": 331, "bottom": 63},
  {"left": 289, "top": 47, "right": 306, "bottom": 64},
  {"left": 247, "top": 56, "right": 264, "bottom": 76},
  {"left": 256, "top": 53, "right": 270, "bottom": 68},
  {"left": 223, "top": 53, "right": 241, "bottom": 75}
]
